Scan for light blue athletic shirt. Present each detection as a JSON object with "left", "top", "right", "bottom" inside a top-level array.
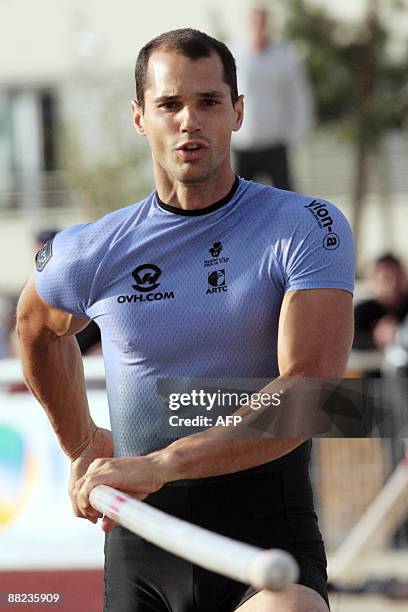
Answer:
[{"left": 35, "top": 178, "right": 355, "bottom": 464}]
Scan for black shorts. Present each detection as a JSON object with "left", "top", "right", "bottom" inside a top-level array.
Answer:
[{"left": 104, "top": 465, "right": 329, "bottom": 611}]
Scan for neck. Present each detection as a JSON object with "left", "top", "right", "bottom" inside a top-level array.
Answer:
[
  {"left": 379, "top": 293, "right": 404, "bottom": 309},
  {"left": 154, "top": 166, "right": 236, "bottom": 211},
  {"left": 251, "top": 35, "right": 270, "bottom": 52}
]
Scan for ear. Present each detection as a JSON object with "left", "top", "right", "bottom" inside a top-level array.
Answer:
[
  {"left": 232, "top": 95, "right": 244, "bottom": 132},
  {"left": 131, "top": 99, "right": 146, "bottom": 136}
]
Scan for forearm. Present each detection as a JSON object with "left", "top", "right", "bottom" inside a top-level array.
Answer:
[
  {"left": 154, "top": 434, "right": 305, "bottom": 482},
  {"left": 19, "top": 329, "right": 95, "bottom": 459},
  {"left": 151, "top": 371, "right": 336, "bottom": 483},
  {"left": 153, "top": 374, "right": 312, "bottom": 481}
]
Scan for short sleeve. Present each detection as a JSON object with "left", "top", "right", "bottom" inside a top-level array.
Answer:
[
  {"left": 34, "top": 224, "right": 95, "bottom": 319},
  {"left": 275, "top": 198, "right": 355, "bottom": 295}
]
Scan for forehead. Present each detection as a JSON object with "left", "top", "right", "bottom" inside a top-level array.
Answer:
[
  {"left": 144, "top": 50, "right": 228, "bottom": 99},
  {"left": 373, "top": 263, "right": 401, "bottom": 277}
]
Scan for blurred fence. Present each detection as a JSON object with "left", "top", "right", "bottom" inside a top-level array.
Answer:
[
  {"left": 294, "top": 133, "right": 408, "bottom": 196},
  {"left": 312, "top": 438, "right": 408, "bottom": 551},
  {"left": 0, "top": 171, "right": 73, "bottom": 211}
]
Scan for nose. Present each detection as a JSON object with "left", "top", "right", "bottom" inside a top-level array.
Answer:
[{"left": 179, "top": 105, "right": 201, "bottom": 133}]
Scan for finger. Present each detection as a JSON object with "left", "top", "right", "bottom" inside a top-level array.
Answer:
[
  {"left": 101, "top": 516, "right": 117, "bottom": 533},
  {"left": 69, "top": 461, "right": 103, "bottom": 522},
  {"left": 76, "top": 476, "right": 102, "bottom": 522},
  {"left": 69, "top": 476, "right": 86, "bottom": 517}
]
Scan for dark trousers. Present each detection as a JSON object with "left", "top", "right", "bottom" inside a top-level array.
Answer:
[
  {"left": 234, "top": 143, "right": 292, "bottom": 191},
  {"left": 104, "top": 465, "right": 329, "bottom": 611}
]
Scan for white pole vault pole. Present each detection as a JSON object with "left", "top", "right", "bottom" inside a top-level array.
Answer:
[{"left": 90, "top": 485, "right": 299, "bottom": 591}]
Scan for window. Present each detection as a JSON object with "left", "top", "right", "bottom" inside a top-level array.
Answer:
[{"left": 0, "top": 89, "right": 58, "bottom": 209}]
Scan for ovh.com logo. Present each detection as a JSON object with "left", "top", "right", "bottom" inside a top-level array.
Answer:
[{"left": 117, "top": 263, "right": 175, "bottom": 303}]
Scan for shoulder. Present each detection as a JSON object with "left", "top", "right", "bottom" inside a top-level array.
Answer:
[
  {"left": 240, "top": 180, "right": 355, "bottom": 293},
  {"left": 241, "top": 180, "right": 351, "bottom": 237},
  {"left": 278, "top": 189, "right": 353, "bottom": 254},
  {"left": 34, "top": 194, "right": 154, "bottom": 316},
  {"left": 44, "top": 194, "right": 154, "bottom": 266}
]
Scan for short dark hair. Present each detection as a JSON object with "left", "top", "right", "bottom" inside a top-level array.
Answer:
[
  {"left": 135, "top": 28, "right": 238, "bottom": 109},
  {"left": 375, "top": 253, "right": 402, "bottom": 268}
]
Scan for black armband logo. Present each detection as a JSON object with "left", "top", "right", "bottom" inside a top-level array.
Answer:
[{"left": 35, "top": 238, "right": 54, "bottom": 272}]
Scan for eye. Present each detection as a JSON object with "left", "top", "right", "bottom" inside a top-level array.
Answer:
[
  {"left": 202, "top": 99, "right": 219, "bottom": 107},
  {"left": 160, "top": 102, "right": 179, "bottom": 110}
]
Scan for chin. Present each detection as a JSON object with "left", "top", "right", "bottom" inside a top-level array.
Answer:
[{"left": 176, "top": 167, "right": 215, "bottom": 185}]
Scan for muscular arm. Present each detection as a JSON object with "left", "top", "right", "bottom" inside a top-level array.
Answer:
[
  {"left": 78, "top": 288, "right": 353, "bottom": 514},
  {"left": 155, "top": 288, "right": 353, "bottom": 481},
  {"left": 17, "top": 276, "right": 113, "bottom": 523},
  {"left": 17, "top": 275, "right": 95, "bottom": 458}
]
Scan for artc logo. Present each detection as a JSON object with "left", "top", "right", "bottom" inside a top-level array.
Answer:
[
  {"left": 207, "top": 270, "right": 228, "bottom": 295},
  {"left": 208, "top": 270, "right": 226, "bottom": 288}
]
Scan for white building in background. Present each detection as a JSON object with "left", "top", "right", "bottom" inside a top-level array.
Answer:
[
  {"left": 0, "top": 0, "right": 407, "bottom": 293},
  {"left": 0, "top": 0, "right": 249, "bottom": 202},
  {"left": 0, "top": 0, "right": 255, "bottom": 292}
]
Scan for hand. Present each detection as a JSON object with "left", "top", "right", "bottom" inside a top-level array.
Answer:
[
  {"left": 76, "top": 454, "right": 166, "bottom": 533},
  {"left": 69, "top": 426, "right": 114, "bottom": 524},
  {"left": 373, "top": 316, "right": 398, "bottom": 350}
]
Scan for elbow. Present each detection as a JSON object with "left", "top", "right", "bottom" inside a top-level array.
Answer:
[
  {"left": 15, "top": 307, "right": 30, "bottom": 342},
  {"left": 15, "top": 315, "right": 38, "bottom": 348},
  {"left": 16, "top": 302, "right": 54, "bottom": 348},
  {"left": 281, "top": 360, "right": 348, "bottom": 379},
  {"left": 16, "top": 298, "right": 34, "bottom": 342}
]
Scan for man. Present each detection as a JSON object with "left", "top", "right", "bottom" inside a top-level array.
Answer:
[
  {"left": 354, "top": 253, "right": 408, "bottom": 353},
  {"left": 232, "top": 7, "right": 314, "bottom": 190},
  {"left": 17, "top": 29, "right": 354, "bottom": 612}
]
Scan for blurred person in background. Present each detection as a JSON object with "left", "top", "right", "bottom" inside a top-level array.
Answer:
[
  {"left": 354, "top": 253, "right": 408, "bottom": 353},
  {"left": 232, "top": 6, "right": 314, "bottom": 190},
  {"left": 382, "top": 314, "right": 408, "bottom": 382},
  {"left": 381, "top": 309, "right": 408, "bottom": 546}
]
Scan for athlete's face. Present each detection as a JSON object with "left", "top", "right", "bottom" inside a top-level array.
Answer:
[{"left": 132, "top": 50, "right": 243, "bottom": 186}]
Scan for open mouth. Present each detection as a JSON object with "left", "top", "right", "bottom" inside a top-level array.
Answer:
[
  {"left": 182, "top": 144, "right": 202, "bottom": 151},
  {"left": 176, "top": 142, "right": 209, "bottom": 160}
]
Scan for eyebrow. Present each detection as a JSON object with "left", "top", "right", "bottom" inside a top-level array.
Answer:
[{"left": 154, "top": 91, "right": 227, "bottom": 104}]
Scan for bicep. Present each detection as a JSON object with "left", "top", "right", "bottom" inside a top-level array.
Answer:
[
  {"left": 17, "top": 275, "right": 90, "bottom": 340},
  {"left": 277, "top": 288, "right": 354, "bottom": 377}
]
